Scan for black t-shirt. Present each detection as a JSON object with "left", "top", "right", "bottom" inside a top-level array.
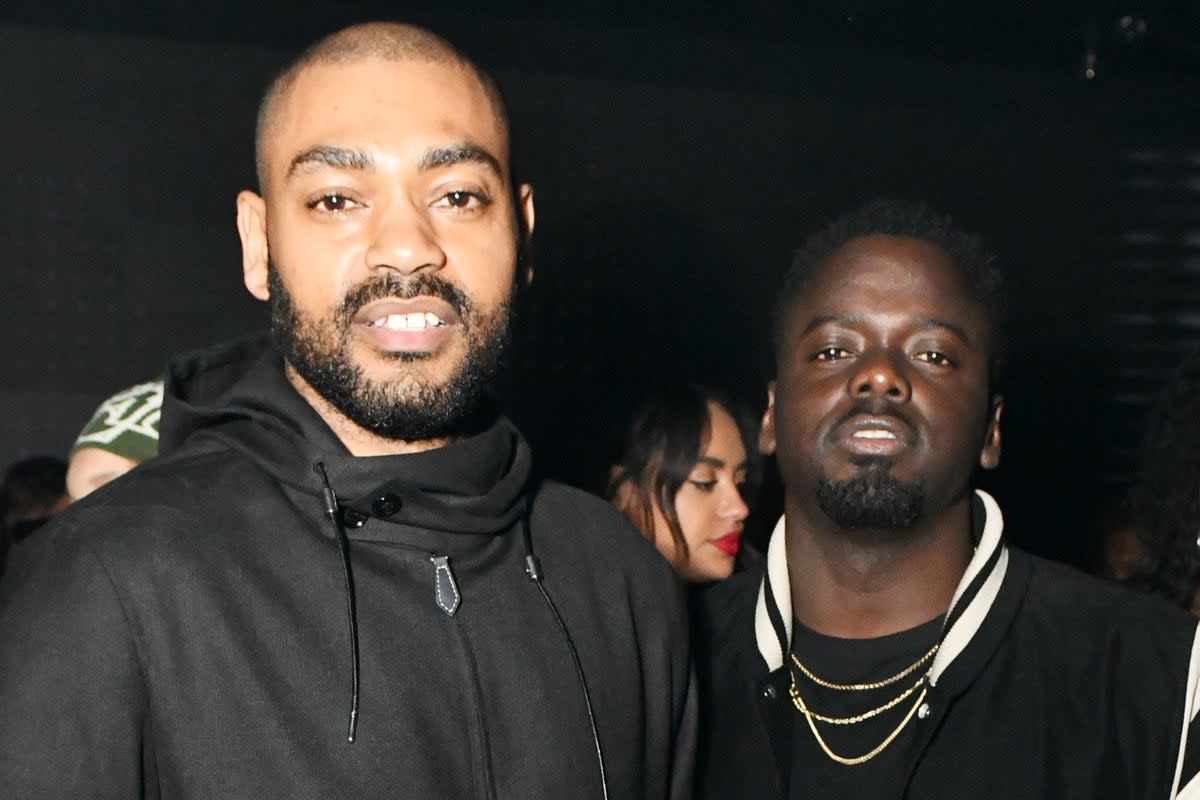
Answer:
[{"left": 788, "top": 615, "right": 943, "bottom": 799}]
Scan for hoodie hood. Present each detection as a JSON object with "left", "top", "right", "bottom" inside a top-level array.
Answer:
[{"left": 160, "top": 334, "right": 532, "bottom": 537}]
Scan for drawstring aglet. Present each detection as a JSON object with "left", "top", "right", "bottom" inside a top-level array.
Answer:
[
  {"left": 312, "top": 462, "right": 339, "bottom": 521},
  {"left": 524, "top": 554, "right": 543, "bottom": 582}
]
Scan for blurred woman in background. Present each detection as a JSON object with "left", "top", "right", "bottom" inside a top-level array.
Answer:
[{"left": 606, "top": 385, "right": 756, "bottom": 584}]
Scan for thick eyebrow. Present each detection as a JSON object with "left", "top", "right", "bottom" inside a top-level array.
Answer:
[
  {"left": 417, "top": 142, "right": 503, "bottom": 178},
  {"left": 286, "top": 145, "right": 374, "bottom": 181},
  {"left": 799, "top": 313, "right": 972, "bottom": 343},
  {"left": 284, "top": 142, "right": 504, "bottom": 183}
]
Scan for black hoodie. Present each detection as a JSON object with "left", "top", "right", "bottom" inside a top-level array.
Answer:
[{"left": 0, "top": 337, "right": 696, "bottom": 799}]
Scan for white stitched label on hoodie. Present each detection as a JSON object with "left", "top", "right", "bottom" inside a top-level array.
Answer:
[{"left": 431, "top": 555, "right": 461, "bottom": 616}]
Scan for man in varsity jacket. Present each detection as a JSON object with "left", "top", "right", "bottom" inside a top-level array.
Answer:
[{"left": 693, "top": 198, "right": 1200, "bottom": 799}]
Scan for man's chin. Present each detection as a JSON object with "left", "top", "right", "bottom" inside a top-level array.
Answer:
[
  {"left": 815, "top": 464, "right": 925, "bottom": 531},
  {"left": 352, "top": 367, "right": 463, "bottom": 413}
]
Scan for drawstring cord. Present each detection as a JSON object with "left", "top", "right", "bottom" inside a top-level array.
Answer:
[
  {"left": 521, "top": 506, "right": 543, "bottom": 582},
  {"left": 314, "top": 461, "right": 361, "bottom": 743},
  {"left": 304, "top": 469, "right": 606, "bottom": 800},
  {"left": 521, "top": 502, "right": 609, "bottom": 800}
]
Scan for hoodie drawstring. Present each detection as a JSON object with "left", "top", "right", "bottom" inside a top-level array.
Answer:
[
  {"left": 314, "top": 461, "right": 361, "bottom": 743},
  {"left": 520, "top": 501, "right": 609, "bottom": 800},
  {"left": 304, "top": 470, "right": 605, "bottom": 800}
]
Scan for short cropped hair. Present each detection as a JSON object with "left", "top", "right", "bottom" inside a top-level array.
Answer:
[
  {"left": 773, "top": 198, "right": 1006, "bottom": 385},
  {"left": 254, "top": 22, "right": 510, "bottom": 190}
]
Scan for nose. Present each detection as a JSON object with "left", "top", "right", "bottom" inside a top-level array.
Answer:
[
  {"left": 850, "top": 347, "right": 912, "bottom": 403},
  {"left": 719, "top": 482, "right": 750, "bottom": 523},
  {"left": 364, "top": 199, "right": 447, "bottom": 275}
]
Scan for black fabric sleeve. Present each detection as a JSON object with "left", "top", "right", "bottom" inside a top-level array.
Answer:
[
  {"left": 669, "top": 652, "right": 699, "bottom": 800},
  {"left": 0, "top": 526, "right": 148, "bottom": 798}
]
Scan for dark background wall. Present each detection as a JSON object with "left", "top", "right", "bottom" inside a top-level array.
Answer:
[{"left": 3, "top": 4, "right": 1198, "bottom": 566}]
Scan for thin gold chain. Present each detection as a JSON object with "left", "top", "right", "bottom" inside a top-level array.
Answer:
[
  {"left": 789, "top": 671, "right": 929, "bottom": 766},
  {"left": 791, "top": 643, "right": 939, "bottom": 691},
  {"left": 787, "top": 662, "right": 928, "bottom": 725}
]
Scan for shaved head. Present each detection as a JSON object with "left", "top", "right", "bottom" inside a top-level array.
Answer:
[{"left": 255, "top": 22, "right": 509, "bottom": 190}]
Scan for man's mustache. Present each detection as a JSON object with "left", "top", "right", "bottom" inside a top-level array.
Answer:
[{"left": 335, "top": 274, "right": 472, "bottom": 323}]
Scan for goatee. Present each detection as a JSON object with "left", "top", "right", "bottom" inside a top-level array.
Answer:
[
  {"left": 268, "top": 265, "right": 511, "bottom": 441},
  {"left": 816, "top": 459, "right": 925, "bottom": 530}
]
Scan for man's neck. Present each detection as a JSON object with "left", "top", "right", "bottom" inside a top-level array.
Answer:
[
  {"left": 783, "top": 496, "right": 974, "bottom": 639},
  {"left": 285, "top": 363, "right": 453, "bottom": 457}
]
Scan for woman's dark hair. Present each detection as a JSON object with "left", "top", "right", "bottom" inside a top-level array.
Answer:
[
  {"left": 606, "top": 385, "right": 756, "bottom": 559},
  {"left": 1128, "top": 346, "right": 1200, "bottom": 608}
]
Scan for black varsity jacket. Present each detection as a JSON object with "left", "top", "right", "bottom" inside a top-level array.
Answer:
[{"left": 694, "top": 490, "right": 1200, "bottom": 799}]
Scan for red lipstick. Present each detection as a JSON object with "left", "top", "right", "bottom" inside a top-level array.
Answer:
[{"left": 711, "top": 530, "right": 741, "bottom": 556}]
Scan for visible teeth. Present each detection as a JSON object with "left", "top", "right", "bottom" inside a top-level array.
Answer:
[
  {"left": 370, "top": 312, "right": 445, "bottom": 330},
  {"left": 855, "top": 430, "right": 897, "bottom": 439}
]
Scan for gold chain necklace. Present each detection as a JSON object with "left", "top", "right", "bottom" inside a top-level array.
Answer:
[
  {"left": 789, "top": 673, "right": 929, "bottom": 766},
  {"left": 791, "top": 642, "right": 939, "bottom": 691},
  {"left": 786, "top": 642, "right": 939, "bottom": 765},
  {"left": 787, "top": 661, "right": 928, "bottom": 725}
]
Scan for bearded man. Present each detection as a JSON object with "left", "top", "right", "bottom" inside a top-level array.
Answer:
[
  {"left": 694, "top": 199, "right": 1200, "bottom": 800},
  {"left": 0, "top": 23, "right": 694, "bottom": 800}
]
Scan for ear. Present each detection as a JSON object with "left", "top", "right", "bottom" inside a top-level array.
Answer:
[
  {"left": 758, "top": 381, "right": 778, "bottom": 455},
  {"left": 517, "top": 183, "right": 535, "bottom": 287},
  {"left": 236, "top": 190, "right": 270, "bottom": 301},
  {"left": 979, "top": 395, "right": 1003, "bottom": 470}
]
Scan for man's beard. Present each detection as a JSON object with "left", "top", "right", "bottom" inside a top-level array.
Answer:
[
  {"left": 268, "top": 265, "right": 512, "bottom": 442},
  {"left": 816, "top": 458, "right": 925, "bottom": 530}
]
